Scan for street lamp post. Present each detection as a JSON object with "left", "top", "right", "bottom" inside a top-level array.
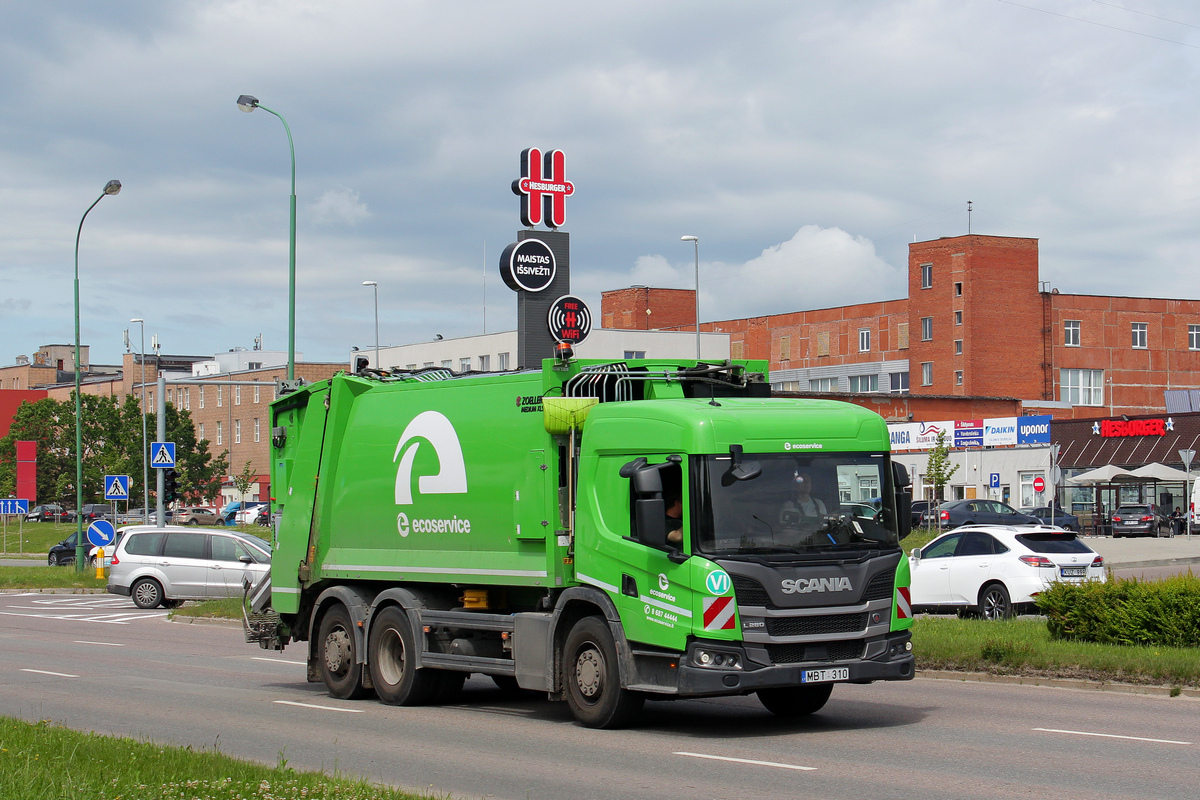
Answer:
[
  {"left": 237, "top": 95, "right": 296, "bottom": 382},
  {"left": 73, "top": 179, "right": 121, "bottom": 571},
  {"left": 1181, "top": 448, "right": 1195, "bottom": 539},
  {"left": 680, "top": 235, "right": 699, "bottom": 359},
  {"left": 363, "top": 281, "right": 379, "bottom": 369},
  {"left": 130, "top": 318, "right": 148, "bottom": 523}
]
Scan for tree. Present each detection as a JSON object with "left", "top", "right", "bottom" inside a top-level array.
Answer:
[
  {"left": 924, "top": 429, "right": 959, "bottom": 502},
  {"left": 232, "top": 460, "right": 255, "bottom": 508}
]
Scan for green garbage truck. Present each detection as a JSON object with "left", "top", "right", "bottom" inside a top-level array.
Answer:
[{"left": 244, "top": 358, "right": 915, "bottom": 727}]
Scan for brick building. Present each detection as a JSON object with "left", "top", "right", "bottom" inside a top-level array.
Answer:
[{"left": 602, "top": 234, "right": 1200, "bottom": 420}]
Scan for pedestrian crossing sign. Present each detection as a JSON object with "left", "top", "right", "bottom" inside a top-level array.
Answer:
[
  {"left": 104, "top": 475, "right": 130, "bottom": 500},
  {"left": 151, "top": 441, "right": 176, "bottom": 468}
]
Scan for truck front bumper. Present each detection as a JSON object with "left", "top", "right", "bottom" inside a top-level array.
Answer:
[{"left": 672, "top": 630, "right": 914, "bottom": 697}]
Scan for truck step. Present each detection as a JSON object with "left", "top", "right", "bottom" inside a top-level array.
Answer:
[
  {"left": 418, "top": 609, "right": 516, "bottom": 633},
  {"left": 420, "top": 652, "right": 517, "bottom": 675}
]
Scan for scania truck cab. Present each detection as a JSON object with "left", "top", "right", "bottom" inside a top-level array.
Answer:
[{"left": 245, "top": 359, "right": 915, "bottom": 727}]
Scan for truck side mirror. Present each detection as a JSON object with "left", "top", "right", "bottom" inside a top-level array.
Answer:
[
  {"left": 636, "top": 498, "right": 668, "bottom": 548},
  {"left": 892, "top": 461, "right": 913, "bottom": 541}
]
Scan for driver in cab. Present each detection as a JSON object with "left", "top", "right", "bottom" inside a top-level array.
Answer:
[{"left": 780, "top": 471, "right": 827, "bottom": 528}]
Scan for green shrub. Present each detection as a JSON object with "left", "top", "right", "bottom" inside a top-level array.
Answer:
[
  {"left": 1037, "top": 572, "right": 1200, "bottom": 648},
  {"left": 979, "top": 637, "right": 1034, "bottom": 667}
]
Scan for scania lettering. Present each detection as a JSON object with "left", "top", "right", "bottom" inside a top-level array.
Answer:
[{"left": 244, "top": 358, "right": 916, "bottom": 728}]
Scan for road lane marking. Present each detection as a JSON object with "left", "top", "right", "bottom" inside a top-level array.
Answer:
[
  {"left": 74, "top": 641, "right": 124, "bottom": 646},
  {"left": 673, "top": 752, "right": 817, "bottom": 771},
  {"left": 253, "top": 657, "right": 306, "bottom": 666},
  {"left": 274, "top": 700, "right": 365, "bottom": 713},
  {"left": 1034, "top": 728, "right": 1192, "bottom": 745},
  {"left": 21, "top": 669, "right": 80, "bottom": 678},
  {"left": 0, "top": 611, "right": 165, "bottom": 625}
]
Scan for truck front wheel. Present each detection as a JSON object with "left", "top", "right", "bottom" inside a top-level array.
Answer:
[
  {"left": 368, "top": 606, "right": 438, "bottom": 705},
  {"left": 562, "top": 617, "right": 644, "bottom": 729},
  {"left": 757, "top": 684, "right": 833, "bottom": 717},
  {"left": 317, "top": 605, "right": 371, "bottom": 700}
]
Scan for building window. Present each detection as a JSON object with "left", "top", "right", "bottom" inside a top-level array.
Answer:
[
  {"left": 810, "top": 377, "right": 838, "bottom": 392},
  {"left": 184, "top": 388, "right": 190, "bottom": 410},
  {"left": 1191, "top": 325, "right": 1200, "bottom": 350},
  {"left": 955, "top": 371, "right": 963, "bottom": 386},
  {"left": 270, "top": 386, "right": 275, "bottom": 402},
  {"left": 248, "top": 361, "right": 262, "bottom": 370},
  {"left": 199, "top": 386, "right": 204, "bottom": 409},
  {"left": 921, "top": 362, "right": 933, "bottom": 386},
  {"left": 498, "top": 352, "right": 510, "bottom": 370},
  {"left": 441, "top": 360, "right": 453, "bottom": 370},
  {"left": 954, "top": 282, "right": 962, "bottom": 297},
  {"left": 406, "top": 363, "right": 418, "bottom": 370},
  {"left": 216, "top": 421, "right": 223, "bottom": 445},
  {"left": 478, "top": 355, "right": 490, "bottom": 371},
  {"left": 423, "top": 362, "right": 435, "bottom": 368},
  {"left": 849, "top": 374, "right": 878, "bottom": 393},
  {"left": 954, "top": 311, "right": 963, "bottom": 326},
  {"left": 148, "top": 390, "right": 154, "bottom": 406},
  {"left": 954, "top": 340, "right": 963, "bottom": 355},
  {"left": 217, "top": 386, "right": 223, "bottom": 407},
  {"left": 1060, "top": 368, "right": 1104, "bottom": 406},
  {"left": 198, "top": 423, "right": 204, "bottom": 442},
  {"left": 235, "top": 386, "right": 241, "bottom": 406},
  {"left": 167, "top": 388, "right": 173, "bottom": 404},
  {"left": 623, "top": 350, "right": 646, "bottom": 359},
  {"left": 235, "top": 419, "right": 241, "bottom": 444},
  {"left": 253, "top": 383, "right": 260, "bottom": 404},
  {"left": 920, "top": 263, "right": 932, "bottom": 289},
  {"left": 889, "top": 372, "right": 909, "bottom": 394},
  {"left": 858, "top": 329, "right": 870, "bottom": 353},
  {"left": 920, "top": 317, "right": 933, "bottom": 341},
  {"left": 460, "top": 357, "right": 472, "bottom": 373},
  {"left": 254, "top": 418, "right": 260, "bottom": 443},
  {"left": 780, "top": 335, "right": 791, "bottom": 361},
  {"left": 1064, "top": 320, "right": 1080, "bottom": 347},
  {"left": 1131, "top": 322, "right": 1147, "bottom": 349}
]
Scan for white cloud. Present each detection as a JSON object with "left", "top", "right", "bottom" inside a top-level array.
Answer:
[{"left": 308, "top": 188, "right": 370, "bottom": 226}]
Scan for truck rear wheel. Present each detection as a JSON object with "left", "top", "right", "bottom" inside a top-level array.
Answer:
[
  {"left": 757, "top": 683, "right": 833, "bottom": 717},
  {"left": 368, "top": 606, "right": 438, "bottom": 705},
  {"left": 318, "top": 605, "right": 371, "bottom": 700},
  {"left": 562, "top": 616, "right": 643, "bottom": 729}
]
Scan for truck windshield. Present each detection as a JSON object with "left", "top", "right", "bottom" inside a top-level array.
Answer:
[{"left": 693, "top": 452, "right": 899, "bottom": 558}]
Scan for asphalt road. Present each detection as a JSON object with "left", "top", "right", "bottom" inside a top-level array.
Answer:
[{"left": 1, "top": 593, "right": 1198, "bottom": 800}]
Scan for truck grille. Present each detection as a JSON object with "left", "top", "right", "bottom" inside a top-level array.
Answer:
[
  {"left": 732, "top": 575, "right": 771, "bottom": 606},
  {"left": 766, "top": 612, "right": 868, "bottom": 637},
  {"left": 733, "top": 570, "right": 895, "bottom": 608},
  {"left": 862, "top": 569, "right": 895, "bottom": 602},
  {"left": 767, "top": 640, "right": 864, "bottom": 664}
]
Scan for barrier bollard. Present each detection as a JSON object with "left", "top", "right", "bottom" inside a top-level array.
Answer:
[{"left": 94, "top": 547, "right": 105, "bottom": 580}]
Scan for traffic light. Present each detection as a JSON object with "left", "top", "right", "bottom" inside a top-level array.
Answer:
[{"left": 163, "top": 469, "right": 179, "bottom": 503}]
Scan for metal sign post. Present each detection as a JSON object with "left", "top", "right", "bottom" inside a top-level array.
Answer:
[{"left": 1181, "top": 448, "right": 1195, "bottom": 540}]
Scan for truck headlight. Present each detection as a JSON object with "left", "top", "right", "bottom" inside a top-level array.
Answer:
[{"left": 693, "top": 649, "right": 742, "bottom": 670}]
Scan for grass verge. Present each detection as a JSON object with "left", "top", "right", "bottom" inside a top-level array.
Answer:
[
  {"left": 913, "top": 616, "right": 1200, "bottom": 688},
  {"left": 171, "top": 597, "right": 242, "bottom": 619},
  {"left": 0, "top": 566, "right": 106, "bottom": 591},
  {"left": 0, "top": 715, "right": 440, "bottom": 799}
]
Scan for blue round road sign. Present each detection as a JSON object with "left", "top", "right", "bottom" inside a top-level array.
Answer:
[{"left": 87, "top": 519, "right": 116, "bottom": 548}]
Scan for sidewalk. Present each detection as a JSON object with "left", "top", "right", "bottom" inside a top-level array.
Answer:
[{"left": 1081, "top": 533, "right": 1200, "bottom": 569}]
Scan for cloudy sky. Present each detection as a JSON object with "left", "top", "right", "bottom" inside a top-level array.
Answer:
[{"left": 3, "top": 0, "right": 1200, "bottom": 366}]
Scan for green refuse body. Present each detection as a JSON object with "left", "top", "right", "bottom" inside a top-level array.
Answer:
[{"left": 245, "top": 358, "right": 916, "bottom": 728}]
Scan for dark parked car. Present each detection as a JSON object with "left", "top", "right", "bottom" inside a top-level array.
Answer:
[
  {"left": 25, "top": 504, "right": 72, "bottom": 523},
  {"left": 1019, "top": 506, "right": 1081, "bottom": 531},
  {"left": 1111, "top": 504, "right": 1169, "bottom": 537},
  {"left": 924, "top": 499, "right": 1040, "bottom": 529},
  {"left": 48, "top": 532, "right": 85, "bottom": 566},
  {"left": 911, "top": 500, "right": 933, "bottom": 528},
  {"left": 79, "top": 504, "right": 113, "bottom": 522}
]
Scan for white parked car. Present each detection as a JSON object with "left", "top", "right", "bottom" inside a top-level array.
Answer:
[
  {"left": 105, "top": 525, "right": 271, "bottom": 609},
  {"left": 908, "top": 525, "right": 1106, "bottom": 619}
]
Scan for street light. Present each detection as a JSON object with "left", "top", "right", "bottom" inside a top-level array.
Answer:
[
  {"left": 1181, "top": 448, "right": 1195, "bottom": 539},
  {"left": 74, "top": 179, "right": 121, "bottom": 571},
  {"left": 130, "top": 318, "right": 148, "bottom": 523},
  {"left": 363, "top": 281, "right": 379, "bottom": 369},
  {"left": 680, "top": 235, "right": 699, "bottom": 359},
  {"left": 237, "top": 94, "right": 297, "bottom": 382}
]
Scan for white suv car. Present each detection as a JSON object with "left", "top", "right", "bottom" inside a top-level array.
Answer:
[
  {"left": 908, "top": 525, "right": 1106, "bottom": 619},
  {"left": 106, "top": 525, "right": 271, "bottom": 609}
]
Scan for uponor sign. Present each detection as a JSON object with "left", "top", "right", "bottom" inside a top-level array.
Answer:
[{"left": 887, "top": 415, "right": 1051, "bottom": 451}]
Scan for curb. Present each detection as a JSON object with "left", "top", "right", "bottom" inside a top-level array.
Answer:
[
  {"left": 917, "top": 669, "right": 1200, "bottom": 699},
  {"left": 168, "top": 614, "right": 242, "bottom": 627},
  {"left": 0, "top": 588, "right": 107, "bottom": 594},
  {"left": 1110, "top": 556, "right": 1200, "bottom": 570}
]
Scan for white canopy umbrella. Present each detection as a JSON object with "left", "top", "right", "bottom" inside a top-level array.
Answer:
[
  {"left": 1129, "top": 463, "right": 1192, "bottom": 482},
  {"left": 1067, "top": 464, "right": 1139, "bottom": 485}
]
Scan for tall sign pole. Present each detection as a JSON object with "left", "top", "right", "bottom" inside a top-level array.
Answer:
[{"left": 1181, "top": 448, "right": 1195, "bottom": 539}]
